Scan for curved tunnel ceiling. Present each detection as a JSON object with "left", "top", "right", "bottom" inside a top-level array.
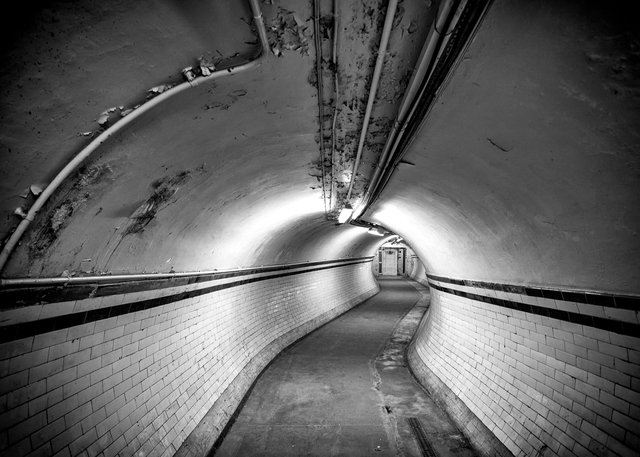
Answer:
[
  {"left": 1, "top": 0, "right": 639, "bottom": 297},
  {"left": 1, "top": 0, "right": 419, "bottom": 277},
  {"left": 366, "top": 0, "right": 640, "bottom": 294}
]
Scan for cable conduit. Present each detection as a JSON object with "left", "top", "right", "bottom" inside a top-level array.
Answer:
[
  {"left": 360, "top": 0, "right": 492, "bottom": 215},
  {"left": 330, "top": 0, "right": 339, "bottom": 213},
  {"left": 356, "top": 0, "right": 460, "bottom": 219},
  {"left": 313, "top": 0, "right": 329, "bottom": 216},
  {"left": 345, "top": 0, "right": 399, "bottom": 202}
]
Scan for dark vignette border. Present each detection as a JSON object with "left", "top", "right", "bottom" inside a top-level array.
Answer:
[
  {"left": 426, "top": 274, "right": 640, "bottom": 311},
  {"left": 428, "top": 281, "right": 640, "bottom": 337},
  {"left": 0, "top": 258, "right": 372, "bottom": 344}
]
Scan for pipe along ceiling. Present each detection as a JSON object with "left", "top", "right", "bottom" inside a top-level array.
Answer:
[
  {"left": 1, "top": 0, "right": 639, "bottom": 295},
  {"left": 0, "top": 2, "right": 639, "bottom": 457}
]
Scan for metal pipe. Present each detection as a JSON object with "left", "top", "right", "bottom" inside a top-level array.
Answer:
[
  {"left": 364, "top": 0, "right": 491, "bottom": 214},
  {"left": 330, "top": 0, "right": 339, "bottom": 213},
  {"left": 0, "top": 256, "right": 374, "bottom": 288},
  {"left": 0, "top": 0, "right": 269, "bottom": 274},
  {"left": 398, "top": 0, "right": 458, "bottom": 124},
  {"left": 249, "top": 0, "right": 270, "bottom": 56},
  {"left": 313, "top": 0, "right": 328, "bottom": 216},
  {"left": 345, "top": 0, "right": 399, "bottom": 202},
  {"left": 355, "top": 0, "right": 459, "bottom": 219},
  {"left": 395, "top": 0, "right": 466, "bottom": 137}
]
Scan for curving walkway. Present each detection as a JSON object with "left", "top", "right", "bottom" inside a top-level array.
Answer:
[{"left": 212, "top": 278, "right": 477, "bottom": 457}]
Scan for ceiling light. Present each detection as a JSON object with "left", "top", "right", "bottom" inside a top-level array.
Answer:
[{"left": 337, "top": 203, "right": 354, "bottom": 224}]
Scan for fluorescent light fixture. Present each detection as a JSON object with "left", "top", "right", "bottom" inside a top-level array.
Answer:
[
  {"left": 337, "top": 203, "right": 354, "bottom": 224},
  {"left": 351, "top": 201, "right": 365, "bottom": 220}
]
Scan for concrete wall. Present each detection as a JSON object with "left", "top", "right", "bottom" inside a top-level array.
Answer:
[
  {"left": 408, "top": 275, "right": 639, "bottom": 457},
  {"left": 0, "top": 258, "right": 378, "bottom": 457}
]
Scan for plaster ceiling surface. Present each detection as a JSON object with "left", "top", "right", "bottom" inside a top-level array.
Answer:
[
  {"left": 0, "top": 0, "right": 255, "bottom": 229},
  {"left": 1, "top": 0, "right": 422, "bottom": 277},
  {"left": 2, "top": 0, "right": 638, "bottom": 293},
  {"left": 326, "top": 0, "right": 433, "bottom": 207},
  {"left": 366, "top": 0, "right": 640, "bottom": 294}
]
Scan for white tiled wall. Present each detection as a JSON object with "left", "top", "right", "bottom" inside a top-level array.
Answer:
[
  {"left": 408, "top": 257, "right": 428, "bottom": 286},
  {"left": 411, "top": 287, "right": 639, "bottom": 457},
  {"left": 0, "top": 261, "right": 378, "bottom": 457}
]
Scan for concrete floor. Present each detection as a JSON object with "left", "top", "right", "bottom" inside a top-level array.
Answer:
[{"left": 212, "top": 278, "right": 477, "bottom": 457}]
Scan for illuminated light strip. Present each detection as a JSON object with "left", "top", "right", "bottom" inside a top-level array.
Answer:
[
  {"left": 427, "top": 281, "right": 640, "bottom": 337},
  {"left": 337, "top": 204, "right": 354, "bottom": 224},
  {"left": 0, "top": 258, "right": 373, "bottom": 344}
]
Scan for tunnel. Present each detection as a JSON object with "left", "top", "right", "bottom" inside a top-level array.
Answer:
[{"left": 0, "top": 0, "right": 638, "bottom": 456}]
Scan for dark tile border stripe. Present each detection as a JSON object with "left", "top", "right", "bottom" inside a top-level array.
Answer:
[
  {"left": 0, "top": 257, "right": 374, "bottom": 309},
  {"left": 428, "top": 281, "right": 640, "bottom": 337},
  {"left": 426, "top": 274, "right": 640, "bottom": 311},
  {"left": 0, "top": 259, "right": 371, "bottom": 344}
]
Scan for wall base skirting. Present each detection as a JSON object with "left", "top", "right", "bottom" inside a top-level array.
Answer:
[
  {"left": 407, "top": 344, "right": 515, "bottom": 457},
  {"left": 176, "top": 285, "right": 380, "bottom": 457}
]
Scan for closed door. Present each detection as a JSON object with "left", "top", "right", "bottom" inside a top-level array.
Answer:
[{"left": 381, "top": 249, "right": 398, "bottom": 275}]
